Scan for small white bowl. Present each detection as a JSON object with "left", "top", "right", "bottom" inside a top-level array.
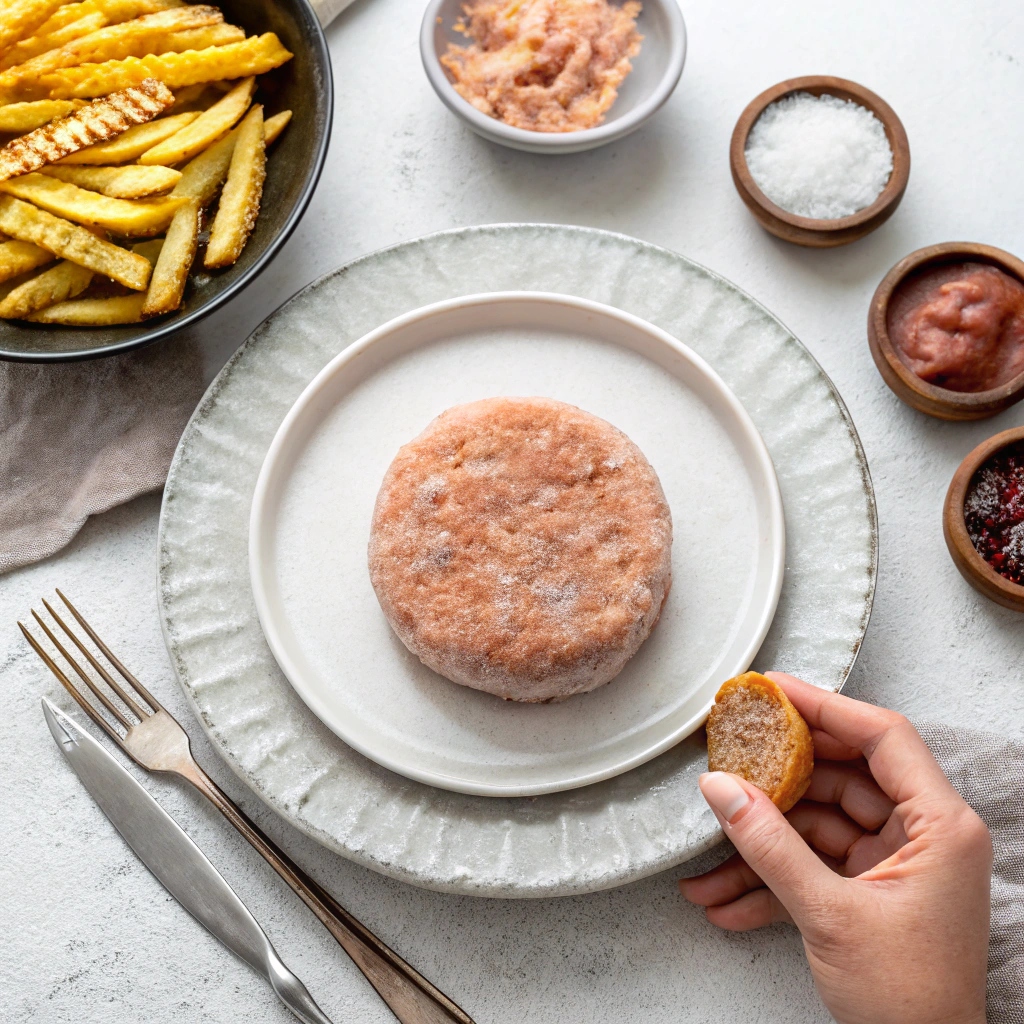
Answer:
[{"left": 420, "top": 0, "right": 686, "bottom": 155}]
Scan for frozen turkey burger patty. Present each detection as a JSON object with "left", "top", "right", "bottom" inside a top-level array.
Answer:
[{"left": 368, "top": 396, "right": 673, "bottom": 703}]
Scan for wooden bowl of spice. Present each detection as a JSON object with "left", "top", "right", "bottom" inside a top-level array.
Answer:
[
  {"left": 730, "top": 75, "right": 910, "bottom": 247},
  {"left": 944, "top": 426, "right": 1024, "bottom": 611},
  {"left": 868, "top": 243, "right": 1024, "bottom": 420}
]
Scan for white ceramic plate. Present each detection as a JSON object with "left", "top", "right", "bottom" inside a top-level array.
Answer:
[
  {"left": 158, "top": 225, "right": 876, "bottom": 898},
  {"left": 249, "top": 293, "right": 785, "bottom": 797}
]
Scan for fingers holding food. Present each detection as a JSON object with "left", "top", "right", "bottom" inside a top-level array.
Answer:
[
  {"left": 678, "top": 852, "right": 765, "bottom": 908},
  {"left": 802, "top": 760, "right": 896, "bottom": 831},
  {"left": 764, "top": 672, "right": 953, "bottom": 806}
]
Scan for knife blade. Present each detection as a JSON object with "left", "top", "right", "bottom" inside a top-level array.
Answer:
[{"left": 42, "top": 697, "right": 336, "bottom": 1024}]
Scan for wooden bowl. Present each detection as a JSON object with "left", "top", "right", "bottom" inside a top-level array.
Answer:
[
  {"left": 729, "top": 75, "right": 910, "bottom": 247},
  {"left": 868, "top": 242, "right": 1024, "bottom": 420},
  {"left": 943, "top": 426, "right": 1024, "bottom": 611}
]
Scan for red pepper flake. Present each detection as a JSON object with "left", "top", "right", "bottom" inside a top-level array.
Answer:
[{"left": 964, "top": 441, "right": 1024, "bottom": 585}]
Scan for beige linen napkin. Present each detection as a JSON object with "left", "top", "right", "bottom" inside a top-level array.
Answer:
[
  {"left": 919, "top": 724, "right": 1024, "bottom": 1024},
  {"left": 0, "top": 339, "right": 204, "bottom": 575}
]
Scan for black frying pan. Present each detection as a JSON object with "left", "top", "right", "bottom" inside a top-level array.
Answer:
[{"left": 0, "top": 0, "right": 333, "bottom": 361}]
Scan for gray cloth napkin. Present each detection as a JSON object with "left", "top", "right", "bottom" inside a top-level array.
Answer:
[
  {"left": 919, "top": 723, "right": 1024, "bottom": 1024},
  {"left": 0, "top": 339, "right": 204, "bottom": 575}
]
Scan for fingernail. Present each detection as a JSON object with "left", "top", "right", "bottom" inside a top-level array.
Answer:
[{"left": 699, "top": 772, "right": 750, "bottom": 823}]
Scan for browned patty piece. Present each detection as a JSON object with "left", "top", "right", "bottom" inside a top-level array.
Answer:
[
  {"left": 706, "top": 672, "right": 814, "bottom": 812},
  {"left": 368, "top": 397, "right": 673, "bottom": 702}
]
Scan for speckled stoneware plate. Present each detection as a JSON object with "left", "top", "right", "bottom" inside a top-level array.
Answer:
[
  {"left": 158, "top": 224, "right": 876, "bottom": 899},
  {"left": 249, "top": 292, "right": 786, "bottom": 797}
]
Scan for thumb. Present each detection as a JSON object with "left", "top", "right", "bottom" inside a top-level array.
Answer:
[{"left": 699, "top": 772, "right": 843, "bottom": 926}]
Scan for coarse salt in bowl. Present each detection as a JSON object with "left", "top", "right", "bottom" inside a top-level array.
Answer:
[
  {"left": 745, "top": 92, "right": 893, "bottom": 220},
  {"left": 730, "top": 76, "right": 911, "bottom": 248}
]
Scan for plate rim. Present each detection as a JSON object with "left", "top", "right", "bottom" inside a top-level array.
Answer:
[
  {"left": 157, "top": 223, "right": 878, "bottom": 898},
  {"left": 248, "top": 290, "right": 787, "bottom": 797}
]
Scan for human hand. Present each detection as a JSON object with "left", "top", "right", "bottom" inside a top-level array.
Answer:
[{"left": 679, "top": 673, "right": 991, "bottom": 1024}]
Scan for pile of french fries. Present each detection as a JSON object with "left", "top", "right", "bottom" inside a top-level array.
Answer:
[{"left": 0, "top": 0, "right": 294, "bottom": 326}]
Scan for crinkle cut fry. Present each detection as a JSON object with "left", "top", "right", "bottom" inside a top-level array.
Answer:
[
  {"left": 38, "top": 33, "right": 292, "bottom": 99},
  {"left": 0, "top": 5, "right": 223, "bottom": 83},
  {"left": 0, "top": 0, "right": 69, "bottom": 55},
  {"left": 0, "top": 77, "right": 173, "bottom": 182}
]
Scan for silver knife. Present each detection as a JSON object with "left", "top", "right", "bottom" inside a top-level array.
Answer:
[{"left": 42, "top": 697, "right": 336, "bottom": 1024}]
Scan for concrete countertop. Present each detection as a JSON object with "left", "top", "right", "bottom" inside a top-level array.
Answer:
[{"left": 2, "top": 0, "right": 1022, "bottom": 1020}]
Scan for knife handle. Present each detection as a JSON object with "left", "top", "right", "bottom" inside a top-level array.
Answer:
[{"left": 176, "top": 761, "right": 472, "bottom": 1024}]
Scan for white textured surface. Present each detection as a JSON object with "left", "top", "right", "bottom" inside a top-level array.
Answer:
[
  {"left": 161, "top": 226, "right": 871, "bottom": 896},
  {"left": 249, "top": 292, "right": 787, "bottom": 797},
  {"left": 2, "top": 0, "right": 1024, "bottom": 1020}
]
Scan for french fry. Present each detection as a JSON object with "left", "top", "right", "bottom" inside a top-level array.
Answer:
[
  {"left": 0, "top": 0, "right": 69, "bottom": 55},
  {"left": 168, "top": 81, "right": 206, "bottom": 111},
  {"left": 30, "top": 2, "right": 103, "bottom": 37},
  {"left": 171, "top": 125, "right": 235, "bottom": 202},
  {"left": 141, "top": 195, "right": 195, "bottom": 315},
  {"left": 0, "top": 194, "right": 151, "bottom": 289},
  {"left": 93, "top": 0, "right": 187, "bottom": 18},
  {"left": 0, "top": 172, "right": 187, "bottom": 235},
  {"left": 41, "top": 163, "right": 181, "bottom": 197},
  {"left": 131, "top": 235, "right": 163, "bottom": 262},
  {"left": 45, "top": 0, "right": 187, "bottom": 35},
  {"left": 156, "top": 22, "right": 245, "bottom": 53},
  {"left": 40, "top": 33, "right": 293, "bottom": 100},
  {"left": 263, "top": 109, "right": 291, "bottom": 146},
  {"left": 0, "top": 258, "right": 92, "bottom": 318},
  {"left": 0, "top": 79, "right": 173, "bottom": 180},
  {"left": 0, "top": 12, "right": 108, "bottom": 70},
  {"left": 0, "top": 237, "right": 53, "bottom": 282},
  {"left": 0, "top": 5, "right": 224, "bottom": 89},
  {"left": 58, "top": 109, "right": 196, "bottom": 164},
  {"left": 169, "top": 108, "right": 289, "bottom": 206},
  {"left": 26, "top": 292, "right": 145, "bottom": 323},
  {"left": 205, "top": 103, "right": 263, "bottom": 269},
  {"left": 141, "top": 76, "right": 253, "bottom": 165},
  {"left": 0, "top": 98, "right": 85, "bottom": 132}
]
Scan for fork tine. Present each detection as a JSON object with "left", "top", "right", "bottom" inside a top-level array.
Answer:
[
  {"left": 42, "top": 597, "right": 150, "bottom": 721},
  {"left": 56, "top": 589, "right": 162, "bottom": 714},
  {"left": 30, "top": 609, "right": 135, "bottom": 730},
  {"left": 19, "top": 621, "right": 127, "bottom": 747}
]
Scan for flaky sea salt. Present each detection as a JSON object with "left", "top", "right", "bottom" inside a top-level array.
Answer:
[{"left": 745, "top": 91, "right": 894, "bottom": 220}]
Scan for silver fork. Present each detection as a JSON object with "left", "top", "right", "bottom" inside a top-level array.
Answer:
[{"left": 20, "top": 591, "right": 474, "bottom": 1024}]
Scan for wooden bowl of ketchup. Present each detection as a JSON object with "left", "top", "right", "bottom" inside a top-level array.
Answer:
[{"left": 868, "top": 242, "right": 1024, "bottom": 420}]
